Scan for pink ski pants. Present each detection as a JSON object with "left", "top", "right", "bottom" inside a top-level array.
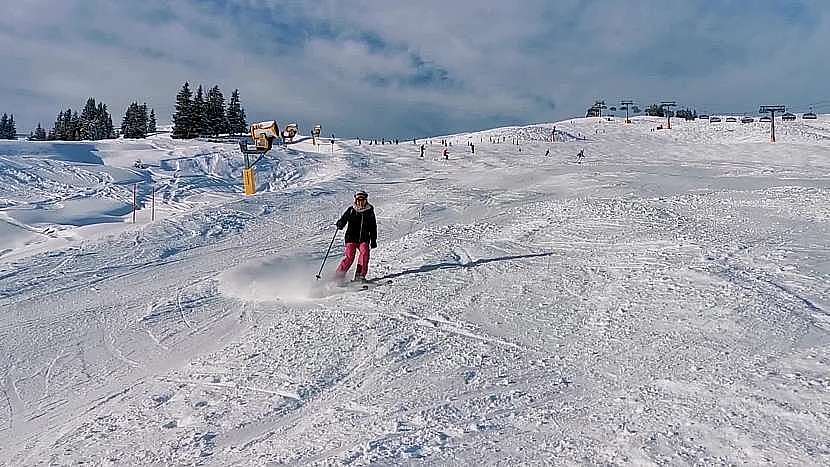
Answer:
[{"left": 336, "top": 242, "right": 370, "bottom": 278}]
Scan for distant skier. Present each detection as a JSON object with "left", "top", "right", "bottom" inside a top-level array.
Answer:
[
  {"left": 470, "top": 143, "right": 475, "bottom": 154},
  {"left": 544, "top": 149, "right": 550, "bottom": 157},
  {"left": 334, "top": 191, "right": 377, "bottom": 282},
  {"left": 443, "top": 148, "right": 449, "bottom": 159},
  {"left": 420, "top": 144, "right": 425, "bottom": 158},
  {"left": 576, "top": 149, "right": 585, "bottom": 164}
]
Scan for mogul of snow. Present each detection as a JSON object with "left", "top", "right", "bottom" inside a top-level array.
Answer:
[{"left": 334, "top": 190, "right": 378, "bottom": 282}]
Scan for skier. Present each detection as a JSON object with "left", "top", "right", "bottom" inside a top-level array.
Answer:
[
  {"left": 544, "top": 149, "right": 550, "bottom": 157},
  {"left": 576, "top": 149, "right": 585, "bottom": 164},
  {"left": 334, "top": 191, "right": 377, "bottom": 282},
  {"left": 420, "top": 144, "right": 425, "bottom": 158},
  {"left": 443, "top": 148, "right": 449, "bottom": 159}
]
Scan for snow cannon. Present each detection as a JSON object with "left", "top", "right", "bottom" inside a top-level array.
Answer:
[
  {"left": 238, "top": 120, "right": 280, "bottom": 197},
  {"left": 249, "top": 120, "right": 280, "bottom": 152},
  {"left": 282, "top": 123, "right": 298, "bottom": 143},
  {"left": 311, "top": 124, "right": 322, "bottom": 145}
]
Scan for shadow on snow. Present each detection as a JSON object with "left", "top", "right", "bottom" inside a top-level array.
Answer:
[{"left": 374, "top": 251, "right": 556, "bottom": 282}]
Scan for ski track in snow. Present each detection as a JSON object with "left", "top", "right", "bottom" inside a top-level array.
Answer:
[{"left": 1, "top": 117, "right": 829, "bottom": 465}]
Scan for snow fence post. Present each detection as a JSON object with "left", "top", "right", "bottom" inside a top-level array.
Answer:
[{"left": 132, "top": 183, "right": 137, "bottom": 223}]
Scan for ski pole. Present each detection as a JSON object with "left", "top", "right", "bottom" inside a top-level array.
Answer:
[{"left": 316, "top": 228, "right": 339, "bottom": 279}]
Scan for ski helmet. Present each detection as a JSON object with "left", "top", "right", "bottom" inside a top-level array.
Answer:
[{"left": 355, "top": 190, "right": 368, "bottom": 200}]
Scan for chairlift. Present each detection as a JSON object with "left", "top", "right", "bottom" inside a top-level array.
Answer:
[
  {"left": 698, "top": 114, "right": 709, "bottom": 119},
  {"left": 709, "top": 116, "right": 721, "bottom": 123},
  {"left": 740, "top": 116, "right": 754, "bottom": 123},
  {"left": 725, "top": 117, "right": 737, "bottom": 122},
  {"left": 803, "top": 111, "right": 817, "bottom": 120},
  {"left": 759, "top": 115, "right": 771, "bottom": 122},
  {"left": 782, "top": 112, "right": 796, "bottom": 121}
]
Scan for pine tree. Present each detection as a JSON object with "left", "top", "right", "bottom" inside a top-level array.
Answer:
[
  {"left": 172, "top": 82, "right": 193, "bottom": 139},
  {"left": 30, "top": 123, "right": 47, "bottom": 141},
  {"left": 193, "top": 85, "right": 208, "bottom": 137},
  {"left": 206, "top": 85, "right": 227, "bottom": 136},
  {"left": 120, "top": 103, "right": 131, "bottom": 137},
  {"left": 70, "top": 111, "right": 81, "bottom": 141},
  {"left": 60, "top": 109, "right": 74, "bottom": 140},
  {"left": 54, "top": 110, "right": 65, "bottom": 140},
  {"left": 0, "top": 114, "right": 7, "bottom": 139},
  {"left": 226, "top": 89, "right": 247, "bottom": 135},
  {"left": 7, "top": 114, "right": 16, "bottom": 139},
  {"left": 121, "top": 102, "right": 148, "bottom": 138},
  {"left": 140, "top": 103, "right": 149, "bottom": 136},
  {"left": 148, "top": 109, "right": 156, "bottom": 133},
  {"left": 94, "top": 101, "right": 112, "bottom": 140},
  {"left": 50, "top": 111, "right": 61, "bottom": 140},
  {"left": 103, "top": 105, "right": 115, "bottom": 138},
  {"left": 80, "top": 97, "right": 97, "bottom": 140}
]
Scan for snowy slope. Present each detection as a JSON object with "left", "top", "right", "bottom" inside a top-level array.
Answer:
[{"left": 1, "top": 117, "right": 829, "bottom": 465}]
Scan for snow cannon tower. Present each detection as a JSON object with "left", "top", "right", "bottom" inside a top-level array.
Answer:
[
  {"left": 238, "top": 120, "right": 280, "bottom": 195},
  {"left": 282, "top": 123, "right": 298, "bottom": 143},
  {"left": 312, "top": 124, "right": 322, "bottom": 145}
]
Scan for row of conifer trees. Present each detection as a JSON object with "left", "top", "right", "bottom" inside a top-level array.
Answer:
[
  {"left": 20, "top": 83, "right": 247, "bottom": 141},
  {"left": 171, "top": 82, "right": 247, "bottom": 139}
]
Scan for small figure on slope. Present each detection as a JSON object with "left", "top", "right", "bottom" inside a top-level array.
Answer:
[
  {"left": 576, "top": 149, "right": 585, "bottom": 164},
  {"left": 443, "top": 148, "right": 449, "bottom": 160},
  {"left": 334, "top": 191, "right": 377, "bottom": 282}
]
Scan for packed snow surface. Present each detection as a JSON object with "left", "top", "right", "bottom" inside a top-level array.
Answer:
[{"left": 1, "top": 117, "right": 829, "bottom": 465}]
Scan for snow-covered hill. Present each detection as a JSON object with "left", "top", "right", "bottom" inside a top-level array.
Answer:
[{"left": 1, "top": 116, "right": 828, "bottom": 465}]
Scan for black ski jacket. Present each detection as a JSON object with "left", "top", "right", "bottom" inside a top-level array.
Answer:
[{"left": 336, "top": 204, "right": 377, "bottom": 244}]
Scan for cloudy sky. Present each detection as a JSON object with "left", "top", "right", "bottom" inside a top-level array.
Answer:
[{"left": 1, "top": 0, "right": 829, "bottom": 137}]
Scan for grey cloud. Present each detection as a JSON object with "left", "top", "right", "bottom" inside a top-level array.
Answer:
[{"left": 1, "top": 0, "right": 829, "bottom": 137}]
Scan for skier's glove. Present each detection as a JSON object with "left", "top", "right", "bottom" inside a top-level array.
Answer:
[
  {"left": 371, "top": 240, "right": 377, "bottom": 249},
  {"left": 336, "top": 220, "right": 345, "bottom": 230}
]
